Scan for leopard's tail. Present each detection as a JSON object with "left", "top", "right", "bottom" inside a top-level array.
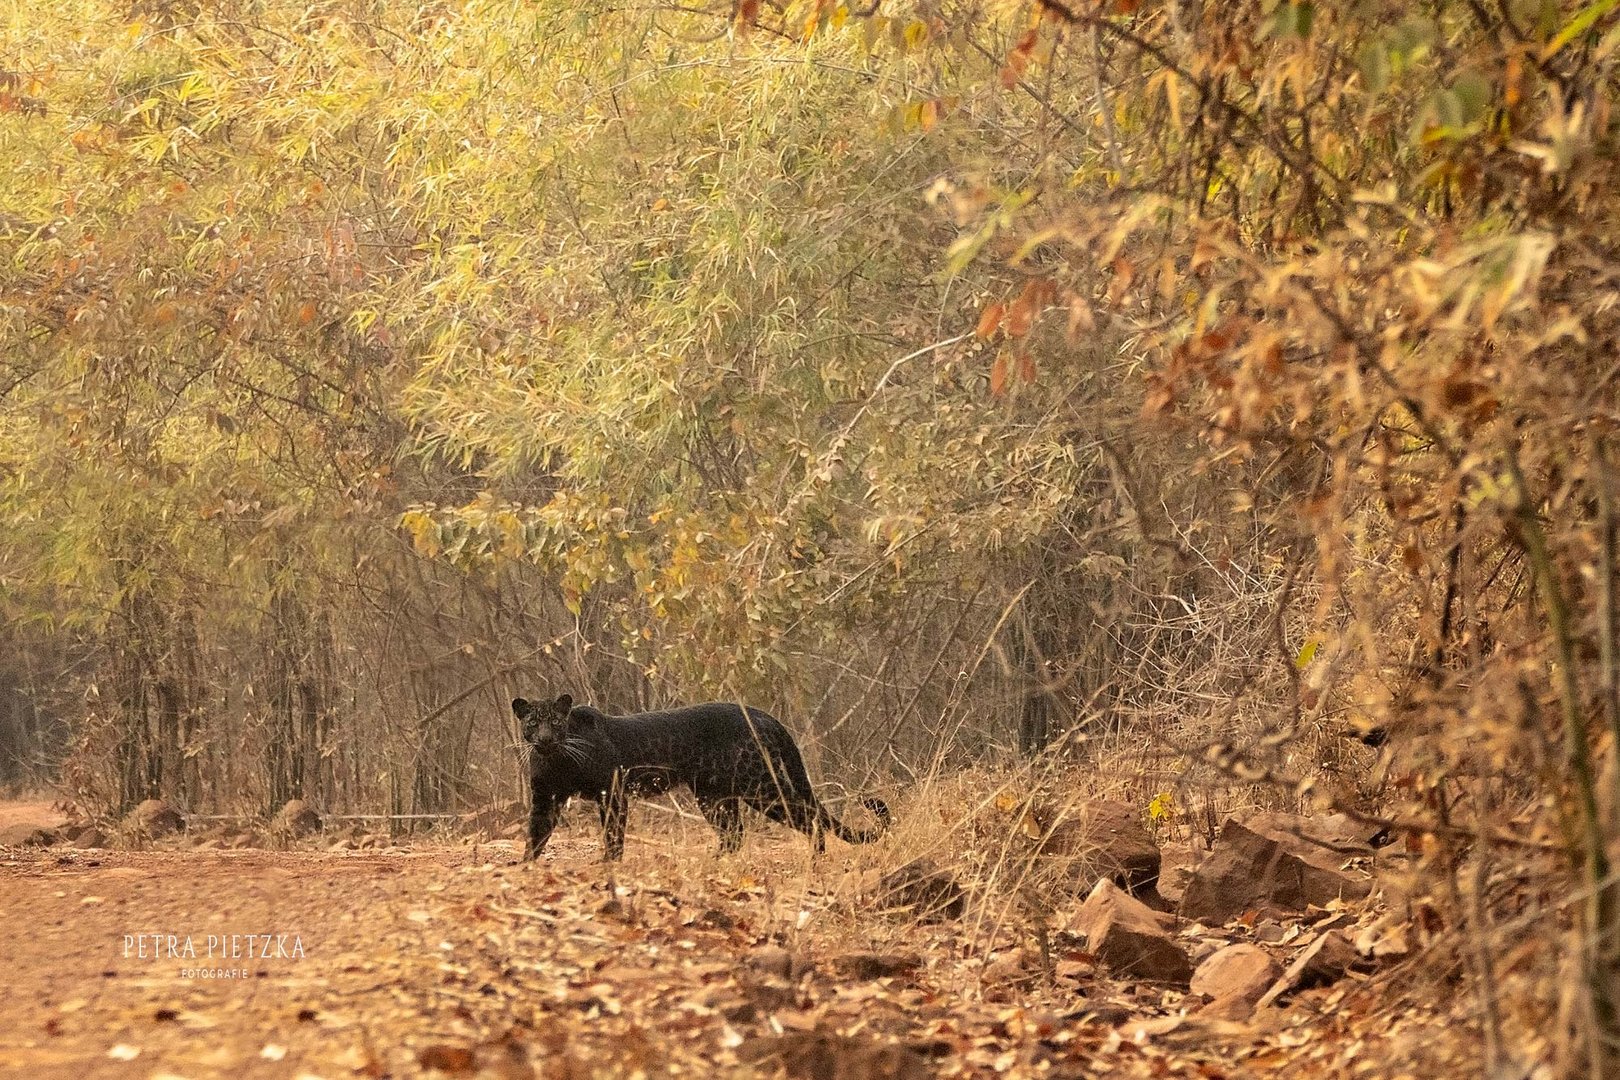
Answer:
[
  {"left": 816, "top": 796, "right": 892, "bottom": 844},
  {"left": 755, "top": 706, "right": 893, "bottom": 845}
]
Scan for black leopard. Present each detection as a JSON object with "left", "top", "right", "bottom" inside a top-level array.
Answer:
[{"left": 513, "top": 694, "right": 891, "bottom": 860}]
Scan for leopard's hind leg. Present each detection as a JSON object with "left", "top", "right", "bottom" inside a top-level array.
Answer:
[
  {"left": 756, "top": 796, "right": 827, "bottom": 853},
  {"left": 695, "top": 790, "right": 745, "bottom": 854}
]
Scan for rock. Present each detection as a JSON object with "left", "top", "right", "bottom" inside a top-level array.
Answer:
[
  {"left": 73, "top": 828, "right": 107, "bottom": 849},
  {"left": 1039, "top": 799, "right": 1164, "bottom": 902},
  {"left": 124, "top": 799, "right": 185, "bottom": 839},
  {"left": 0, "top": 824, "right": 59, "bottom": 847},
  {"left": 1072, "top": 879, "right": 1192, "bottom": 984},
  {"left": 1179, "top": 818, "right": 1372, "bottom": 925},
  {"left": 1156, "top": 843, "right": 1199, "bottom": 906},
  {"left": 1254, "top": 929, "right": 1367, "bottom": 1012},
  {"left": 1246, "top": 813, "right": 1376, "bottom": 903},
  {"left": 1245, "top": 811, "right": 1387, "bottom": 853},
  {"left": 1297, "top": 929, "right": 1362, "bottom": 988},
  {"left": 1190, "top": 944, "right": 1282, "bottom": 1019},
  {"left": 980, "top": 951, "right": 1035, "bottom": 993},
  {"left": 1187, "top": 937, "right": 1227, "bottom": 966},
  {"left": 830, "top": 952, "right": 922, "bottom": 980},
  {"left": 875, "top": 859, "right": 965, "bottom": 922},
  {"left": 272, "top": 799, "right": 321, "bottom": 839}
]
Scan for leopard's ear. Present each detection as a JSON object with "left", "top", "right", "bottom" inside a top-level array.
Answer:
[
  {"left": 554, "top": 693, "right": 574, "bottom": 713},
  {"left": 512, "top": 697, "right": 532, "bottom": 719}
]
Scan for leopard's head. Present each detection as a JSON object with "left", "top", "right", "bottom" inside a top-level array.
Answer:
[{"left": 513, "top": 693, "right": 573, "bottom": 753}]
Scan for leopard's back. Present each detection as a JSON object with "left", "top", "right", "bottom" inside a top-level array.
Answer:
[{"left": 583, "top": 702, "right": 806, "bottom": 795}]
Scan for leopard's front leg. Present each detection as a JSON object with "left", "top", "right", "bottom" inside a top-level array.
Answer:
[{"left": 526, "top": 789, "right": 561, "bottom": 860}]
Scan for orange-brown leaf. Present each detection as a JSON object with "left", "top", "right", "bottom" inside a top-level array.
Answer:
[
  {"left": 1005, "top": 296, "right": 1034, "bottom": 337},
  {"left": 1106, "top": 257, "right": 1135, "bottom": 306},
  {"left": 919, "top": 99, "right": 940, "bottom": 133},
  {"left": 976, "top": 301, "right": 1005, "bottom": 339},
  {"left": 989, "top": 352, "right": 1009, "bottom": 397}
]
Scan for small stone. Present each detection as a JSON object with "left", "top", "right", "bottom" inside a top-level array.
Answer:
[
  {"left": 1297, "top": 930, "right": 1363, "bottom": 987},
  {"left": 1254, "top": 919, "right": 1287, "bottom": 943},
  {"left": 1191, "top": 944, "right": 1282, "bottom": 1019}
]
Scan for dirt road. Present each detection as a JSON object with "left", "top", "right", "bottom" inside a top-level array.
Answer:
[
  {"left": 1, "top": 826, "right": 1032, "bottom": 1079},
  {"left": 0, "top": 805, "right": 1465, "bottom": 1079}
]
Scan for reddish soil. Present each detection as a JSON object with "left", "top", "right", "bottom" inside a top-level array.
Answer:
[{"left": 0, "top": 801, "right": 1467, "bottom": 1079}]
